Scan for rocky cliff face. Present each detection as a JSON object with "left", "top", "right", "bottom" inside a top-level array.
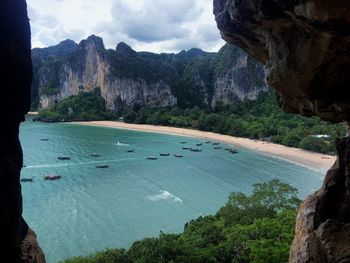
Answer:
[
  {"left": 0, "top": 0, "right": 45, "bottom": 261},
  {"left": 289, "top": 138, "right": 350, "bottom": 262},
  {"left": 211, "top": 45, "right": 267, "bottom": 107},
  {"left": 214, "top": 0, "right": 350, "bottom": 123},
  {"left": 33, "top": 35, "right": 177, "bottom": 111},
  {"left": 214, "top": 0, "right": 350, "bottom": 262},
  {"left": 32, "top": 36, "right": 267, "bottom": 111}
]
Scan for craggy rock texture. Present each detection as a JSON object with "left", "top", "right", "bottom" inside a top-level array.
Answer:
[
  {"left": 214, "top": 0, "right": 350, "bottom": 262},
  {"left": 214, "top": 0, "right": 350, "bottom": 123},
  {"left": 33, "top": 35, "right": 177, "bottom": 111},
  {"left": 32, "top": 38, "right": 267, "bottom": 110},
  {"left": 211, "top": 48, "right": 267, "bottom": 108},
  {"left": 290, "top": 138, "right": 350, "bottom": 262},
  {"left": 20, "top": 229, "right": 46, "bottom": 263}
]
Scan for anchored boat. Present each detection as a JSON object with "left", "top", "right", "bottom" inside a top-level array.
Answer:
[
  {"left": 58, "top": 156, "right": 70, "bottom": 160},
  {"left": 96, "top": 165, "right": 109, "bottom": 168},
  {"left": 44, "top": 175, "right": 61, "bottom": 181},
  {"left": 21, "top": 177, "right": 34, "bottom": 182},
  {"left": 190, "top": 148, "right": 202, "bottom": 152}
]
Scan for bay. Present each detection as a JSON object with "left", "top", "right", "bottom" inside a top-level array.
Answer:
[{"left": 20, "top": 117, "right": 324, "bottom": 262}]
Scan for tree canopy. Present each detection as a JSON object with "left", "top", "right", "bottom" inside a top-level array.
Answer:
[{"left": 62, "top": 179, "right": 301, "bottom": 263}]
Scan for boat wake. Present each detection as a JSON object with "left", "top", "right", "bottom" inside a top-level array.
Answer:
[
  {"left": 147, "top": 190, "right": 183, "bottom": 203},
  {"left": 24, "top": 158, "right": 138, "bottom": 169},
  {"left": 115, "top": 141, "right": 130, "bottom": 146}
]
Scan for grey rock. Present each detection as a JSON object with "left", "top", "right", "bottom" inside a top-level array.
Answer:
[
  {"left": 212, "top": 49, "right": 268, "bottom": 107},
  {"left": 214, "top": 0, "right": 350, "bottom": 122},
  {"left": 35, "top": 35, "right": 177, "bottom": 110},
  {"left": 32, "top": 36, "right": 268, "bottom": 111}
]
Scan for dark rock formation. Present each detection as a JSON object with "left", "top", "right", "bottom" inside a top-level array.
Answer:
[
  {"left": 290, "top": 138, "right": 350, "bottom": 262},
  {"left": 214, "top": 0, "right": 350, "bottom": 123},
  {"left": 115, "top": 42, "right": 137, "bottom": 57},
  {"left": 32, "top": 39, "right": 78, "bottom": 61},
  {"left": 20, "top": 229, "right": 46, "bottom": 263},
  {"left": 214, "top": 0, "right": 350, "bottom": 262},
  {"left": 0, "top": 0, "right": 45, "bottom": 262}
]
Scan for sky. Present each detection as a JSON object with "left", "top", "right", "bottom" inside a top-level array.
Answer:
[{"left": 27, "top": 0, "right": 225, "bottom": 53}]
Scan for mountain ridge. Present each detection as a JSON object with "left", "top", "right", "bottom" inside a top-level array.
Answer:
[{"left": 31, "top": 35, "right": 268, "bottom": 111}]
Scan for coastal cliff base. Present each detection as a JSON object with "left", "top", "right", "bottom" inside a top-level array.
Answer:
[{"left": 290, "top": 138, "right": 350, "bottom": 262}]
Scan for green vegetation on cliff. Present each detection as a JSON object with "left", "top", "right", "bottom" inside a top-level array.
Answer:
[
  {"left": 36, "top": 88, "right": 115, "bottom": 122},
  {"left": 37, "top": 87, "right": 344, "bottom": 154},
  {"left": 33, "top": 38, "right": 344, "bottom": 154},
  {"left": 32, "top": 38, "right": 266, "bottom": 110},
  {"left": 123, "top": 90, "right": 344, "bottom": 154},
  {"left": 62, "top": 179, "right": 300, "bottom": 263},
  {"left": 212, "top": 43, "right": 241, "bottom": 77},
  {"left": 171, "top": 57, "right": 213, "bottom": 108}
]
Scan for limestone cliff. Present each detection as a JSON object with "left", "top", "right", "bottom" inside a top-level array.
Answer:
[
  {"left": 32, "top": 36, "right": 267, "bottom": 111},
  {"left": 211, "top": 44, "right": 267, "bottom": 107},
  {"left": 33, "top": 35, "right": 177, "bottom": 111}
]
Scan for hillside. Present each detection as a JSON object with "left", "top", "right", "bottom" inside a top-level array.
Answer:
[
  {"left": 31, "top": 35, "right": 268, "bottom": 111},
  {"left": 62, "top": 180, "right": 300, "bottom": 263}
]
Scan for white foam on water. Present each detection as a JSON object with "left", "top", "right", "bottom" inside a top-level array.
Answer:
[
  {"left": 25, "top": 163, "right": 71, "bottom": 169},
  {"left": 147, "top": 190, "right": 183, "bottom": 203},
  {"left": 24, "top": 158, "right": 138, "bottom": 169},
  {"left": 115, "top": 141, "right": 129, "bottom": 146}
]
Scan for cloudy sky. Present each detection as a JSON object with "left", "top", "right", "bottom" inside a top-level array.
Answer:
[{"left": 27, "top": 0, "right": 225, "bottom": 53}]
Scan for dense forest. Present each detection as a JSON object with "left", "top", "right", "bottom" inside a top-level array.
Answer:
[
  {"left": 62, "top": 179, "right": 300, "bottom": 263},
  {"left": 123, "top": 90, "right": 345, "bottom": 154},
  {"left": 36, "top": 89, "right": 345, "bottom": 154},
  {"left": 36, "top": 88, "right": 116, "bottom": 122}
]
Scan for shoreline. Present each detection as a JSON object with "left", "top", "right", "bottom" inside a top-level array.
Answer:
[
  {"left": 73, "top": 121, "right": 336, "bottom": 173},
  {"left": 27, "top": 111, "right": 39, "bottom": 115}
]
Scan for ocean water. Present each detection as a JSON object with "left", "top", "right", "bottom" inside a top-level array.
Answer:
[{"left": 20, "top": 117, "right": 325, "bottom": 263}]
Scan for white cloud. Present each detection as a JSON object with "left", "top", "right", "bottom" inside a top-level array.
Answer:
[{"left": 27, "top": 0, "right": 224, "bottom": 53}]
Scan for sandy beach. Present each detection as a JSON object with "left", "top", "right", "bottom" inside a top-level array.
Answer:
[
  {"left": 74, "top": 121, "right": 336, "bottom": 173},
  {"left": 27, "top": 111, "right": 39, "bottom": 115}
]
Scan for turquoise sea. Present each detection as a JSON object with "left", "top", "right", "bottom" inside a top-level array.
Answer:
[{"left": 20, "top": 117, "right": 324, "bottom": 263}]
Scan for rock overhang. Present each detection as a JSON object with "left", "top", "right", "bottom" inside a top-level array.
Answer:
[{"left": 213, "top": 0, "right": 350, "bottom": 123}]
